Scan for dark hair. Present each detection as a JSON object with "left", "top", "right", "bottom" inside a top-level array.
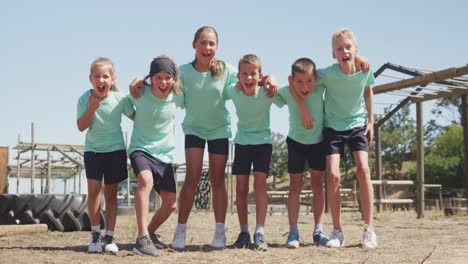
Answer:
[
  {"left": 291, "top": 58, "right": 317, "bottom": 78},
  {"left": 192, "top": 26, "right": 225, "bottom": 78}
]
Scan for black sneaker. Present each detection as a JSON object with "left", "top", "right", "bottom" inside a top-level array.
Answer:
[
  {"left": 150, "top": 233, "right": 167, "bottom": 249},
  {"left": 233, "top": 232, "right": 251, "bottom": 249},
  {"left": 132, "top": 235, "right": 158, "bottom": 256},
  {"left": 254, "top": 232, "right": 268, "bottom": 251}
]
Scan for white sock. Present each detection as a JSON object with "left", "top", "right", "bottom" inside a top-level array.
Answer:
[
  {"left": 215, "top": 223, "right": 225, "bottom": 234},
  {"left": 314, "top": 224, "right": 323, "bottom": 231},
  {"left": 240, "top": 224, "right": 249, "bottom": 233},
  {"left": 255, "top": 224, "right": 265, "bottom": 235},
  {"left": 91, "top": 225, "right": 100, "bottom": 233},
  {"left": 176, "top": 223, "right": 186, "bottom": 233},
  {"left": 105, "top": 230, "right": 114, "bottom": 237}
]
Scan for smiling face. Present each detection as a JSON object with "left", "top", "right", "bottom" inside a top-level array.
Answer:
[
  {"left": 289, "top": 71, "right": 317, "bottom": 99},
  {"left": 237, "top": 62, "right": 263, "bottom": 96},
  {"left": 89, "top": 64, "right": 114, "bottom": 99},
  {"left": 332, "top": 35, "right": 358, "bottom": 73},
  {"left": 151, "top": 71, "right": 175, "bottom": 98},
  {"left": 192, "top": 28, "right": 218, "bottom": 71}
]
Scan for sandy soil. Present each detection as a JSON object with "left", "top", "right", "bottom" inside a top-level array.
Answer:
[{"left": 0, "top": 210, "right": 467, "bottom": 264}]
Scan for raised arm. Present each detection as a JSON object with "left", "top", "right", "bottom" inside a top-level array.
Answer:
[
  {"left": 77, "top": 92, "right": 103, "bottom": 132},
  {"left": 129, "top": 77, "right": 145, "bottom": 99},
  {"left": 364, "top": 85, "right": 374, "bottom": 145},
  {"left": 355, "top": 55, "right": 370, "bottom": 72},
  {"left": 289, "top": 76, "right": 313, "bottom": 129}
]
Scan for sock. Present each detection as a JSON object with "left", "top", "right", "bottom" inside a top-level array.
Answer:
[
  {"left": 176, "top": 223, "right": 186, "bottom": 233},
  {"left": 290, "top": 225, "right": 299, "bottom": 234},
  {"left": 240, "top": 224, "right": 249, "bottom": 233},
  {"left": 255, "top": 224, "right": 265, "bottom": 235},
  {"left": 91, "top": 225, "right": 100, "bottom": 233},
  {"left": 105, "top": 230, "right": 114, "bottom": 237},
  {"left": 215, "top": 223, "right": 225, "bottom": 234},
  {"left": 314, "top": 224, "right": 323, "bottom": 232}
]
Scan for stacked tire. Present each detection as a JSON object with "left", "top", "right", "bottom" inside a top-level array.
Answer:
[
  {"left": 194, "top": 170, "right": 211, "bottom": 210},
  {"left": 0, "top": 194, "right": 105, "bottom": 232}
]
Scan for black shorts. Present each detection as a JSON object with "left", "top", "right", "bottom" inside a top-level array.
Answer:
[
  {"left": 286, "top": 137, "right": 326, "bottom": 173},
  {"left": 232, "top": 144, "right": 272, "bottom": 175},
  {"left": 84, "top": 150, "right": 128, "bottom": 185},
  {"left": 184, "top": 134, "right": 229, "bottom": 155},
  {"left": 324, "top": 126, "right": 369, "bottom": 156},
  {"left": 130, "top": 150, "right": 176, "bottom": 194}
]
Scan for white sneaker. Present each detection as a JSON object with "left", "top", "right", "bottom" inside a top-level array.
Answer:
[
  {"left": 362, "top": 226, "right": 378, "bottom": 250},
  {"left": 210, "top": 231, "right": 226, "bottom": 248},
  {"left": 103, "top": 235, "right": 119, "bottom": 253},
  {"left": 88, "top": 231, "right": 102, "bottom": 253},
  {"left": 171, "top": 230, "right": 186, "bottom": 250},
  {"left": 325, "top": 229, "right": 345, "bottom": 248}
]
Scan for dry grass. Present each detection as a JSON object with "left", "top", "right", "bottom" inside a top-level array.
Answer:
[{"left": 0, "top": 210, "right": 467, "bottom": 264}]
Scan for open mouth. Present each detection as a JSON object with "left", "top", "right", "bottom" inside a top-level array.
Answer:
[
  {"left": 244, "top": 82, "right": 254, "bottom": 89},
  {"left": 342, "top": 56, "right": 351, "bottom": 63}
]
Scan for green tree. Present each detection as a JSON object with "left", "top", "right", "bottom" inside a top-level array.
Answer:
[
  {"left": 270, "top": 132, "right": 288, "bottom": 189},
  {"left": 379, "top": 104, "right": 416, "bottom": 174},
  {"left": 424, "top": 125, "right": 464, "bottom": 188}
]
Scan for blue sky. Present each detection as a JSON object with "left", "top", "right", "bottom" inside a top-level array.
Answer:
[{"left": 2, "top": 0, "right": 467, "bottom": 164}]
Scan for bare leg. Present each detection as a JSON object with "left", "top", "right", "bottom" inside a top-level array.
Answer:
[
  {"left": 147, "top": 190, "right": 177, "bottom": 233},
  {"left": 352, "top": 151, "right": 374, "bottom": 227},
  {"left": 134, "top": 170, "right": 153, "bottom": 236},
  {"left": 327, "top": 154, "right": 342, "bottom": 231},
  {"left": 235, "top": 175, "right": 249, "bottom": 226},
  {"left": 103, "top": 183, "right": 119, "bottom": 232},
  {"left": 177, "top": 148, "right": 204, "bottom": 224},
  {"left": 254, "top": 172, "right": 268, "bottom": 226},
  {"left": 209, "top": 152, "right": 228, "bottom": 223},
  {"left": 287, "top": 173, "right": 303, "bottom": 226},
  {"left": 310, "top": 170, "right": 325, "bottom": 225},
  {"left": 87, "top": 179, "right": 102, "bottom": 227}
]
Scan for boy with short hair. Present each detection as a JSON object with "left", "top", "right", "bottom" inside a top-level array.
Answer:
[
  {"left": 319, "top": 28, "right": 377, "bottom": 250},
  {"left": 226, "top": 54, "right": 282, "bottom": 250},
  {"left": 276, "top": 58, "right": 330, "bottom": 248}
]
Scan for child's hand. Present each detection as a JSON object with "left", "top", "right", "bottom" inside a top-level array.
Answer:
[
  {"left": 261, "top": 75, "right": 278, "bottom": 97},
  {"left": 355, "top": 55, "right": 370, "bottom": 72},
  {"left": 129, "top": 78, "right": 145, "bottom": 98},
  {"left": 235, "top": 81, "right": 243, "bottom": 91},
  {"left": 300, "top": 107, "right": 314, "bottom": 129},
  {"left": 364, "top": 122, "right": 374, "bottom": 146},
  {"left": 88, "top": 92, "right": 103, "bottom": 111}
]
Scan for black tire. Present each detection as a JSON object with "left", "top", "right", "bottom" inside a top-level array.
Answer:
[{"left": 0, "top": 194, "right": 106, "bottom": 232}]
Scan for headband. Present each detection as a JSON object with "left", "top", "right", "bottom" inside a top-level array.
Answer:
[{"left": 145, "top": 57, "right": 177, "bottom": 81}]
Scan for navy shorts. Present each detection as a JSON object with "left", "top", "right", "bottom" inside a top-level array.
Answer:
[
  {"left": 324, "top": 126, "right": 369, "bottom": 156},
  {"left": 286, "top": 137, "right": 326, "bottom": 173},
  {"left": 130, "top": 150, "right": 176, "bottom": 194},
  {"left": 232, "top": 143, "right": 272, "bottom": 175},
  {"left": 185, "top": 134, "right": 229, "bottom": 155},
  {"left": 84, "top": 149, "right": 128, "bottom": 185}
]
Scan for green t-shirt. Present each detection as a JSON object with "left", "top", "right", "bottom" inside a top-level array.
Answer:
[
  {"left": 318, "top": 63, "right": 375, "bottom": 131},
  {"left": 224, "top": 86, "right": 282, "bottom": 145},
  {"left": 179, "top": 62, "right": 237, "bottom": 140},
  {"left": 277, "top": 84, "right": 325, "bottom": 145},
  {"left": 127, "top": 85, "right": 184, "bottom": 163},
  {"left": 77, "top": 90, "right": 134, "bottom": 152}
]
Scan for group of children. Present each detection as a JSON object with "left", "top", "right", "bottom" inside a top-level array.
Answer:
[{"left": 76, "top": 26, "right": 378, "bottom": 257}]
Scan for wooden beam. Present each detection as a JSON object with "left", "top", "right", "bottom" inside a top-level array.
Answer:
[
  {"left": 416, "top": 102, "right": 425, "bottom": 218},
  {"left": 52, "top": 146, "right": 84, "bottom": 168},
  {"left": 374, "top": 65, "right": 468, "bottom": 95},
  {"left": 412, "top": 87, "right": 468, "bottom": 103}
]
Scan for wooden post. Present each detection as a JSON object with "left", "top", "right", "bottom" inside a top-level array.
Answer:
[
  {"left": 0, "top": 147, "right": 8, "bottom": 194},
  {"left": 46, "top": 147, "right": 51, "bottom": 194},
  {"left": 416, "top": 102, "right": 425, "bottom": 218},
  {"left": 31, "top": 123, "right": 35, "bottom": 194},
  {"left": 375, "top": 126, "right": 383, "bottom": 213},
  {"left": 16, "top": 135, "right": 21, "bottom": 194},
  {"left": 78, "top": 168, "right": 82, "bottom": 194},
  {"left": 462, "top": 95, "right": 468, "bottom": 210}
]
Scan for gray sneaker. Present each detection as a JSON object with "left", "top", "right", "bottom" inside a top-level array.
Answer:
[
  {"left": 150, "top": 233, "right": 167, "bottom": 249},
  {"left": 254, "top": 232, "right": 268, "bottom": 251},
  {"left": 133, "top": 235, "right": 158, "bottom": 256}
]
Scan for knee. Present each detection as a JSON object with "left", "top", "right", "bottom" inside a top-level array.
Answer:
[
  {"left": 327, "top": 171, "right": 341, "bottom": 189},
  {"left": 236, "top": 188, "right": 249, "bottom": 199},
  {"left": 356, "top": 166, "right": 370, "bottom": 180},
  {"left": 210, "top": 177, "right": 225, "bottom": 189},
  {"left": 289, "top": 183, "right": 302, "bottom": 195}
]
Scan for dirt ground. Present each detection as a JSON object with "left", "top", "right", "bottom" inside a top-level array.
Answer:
[{"left": 0, "top": 210, "right": 467, "bottom": 264}]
